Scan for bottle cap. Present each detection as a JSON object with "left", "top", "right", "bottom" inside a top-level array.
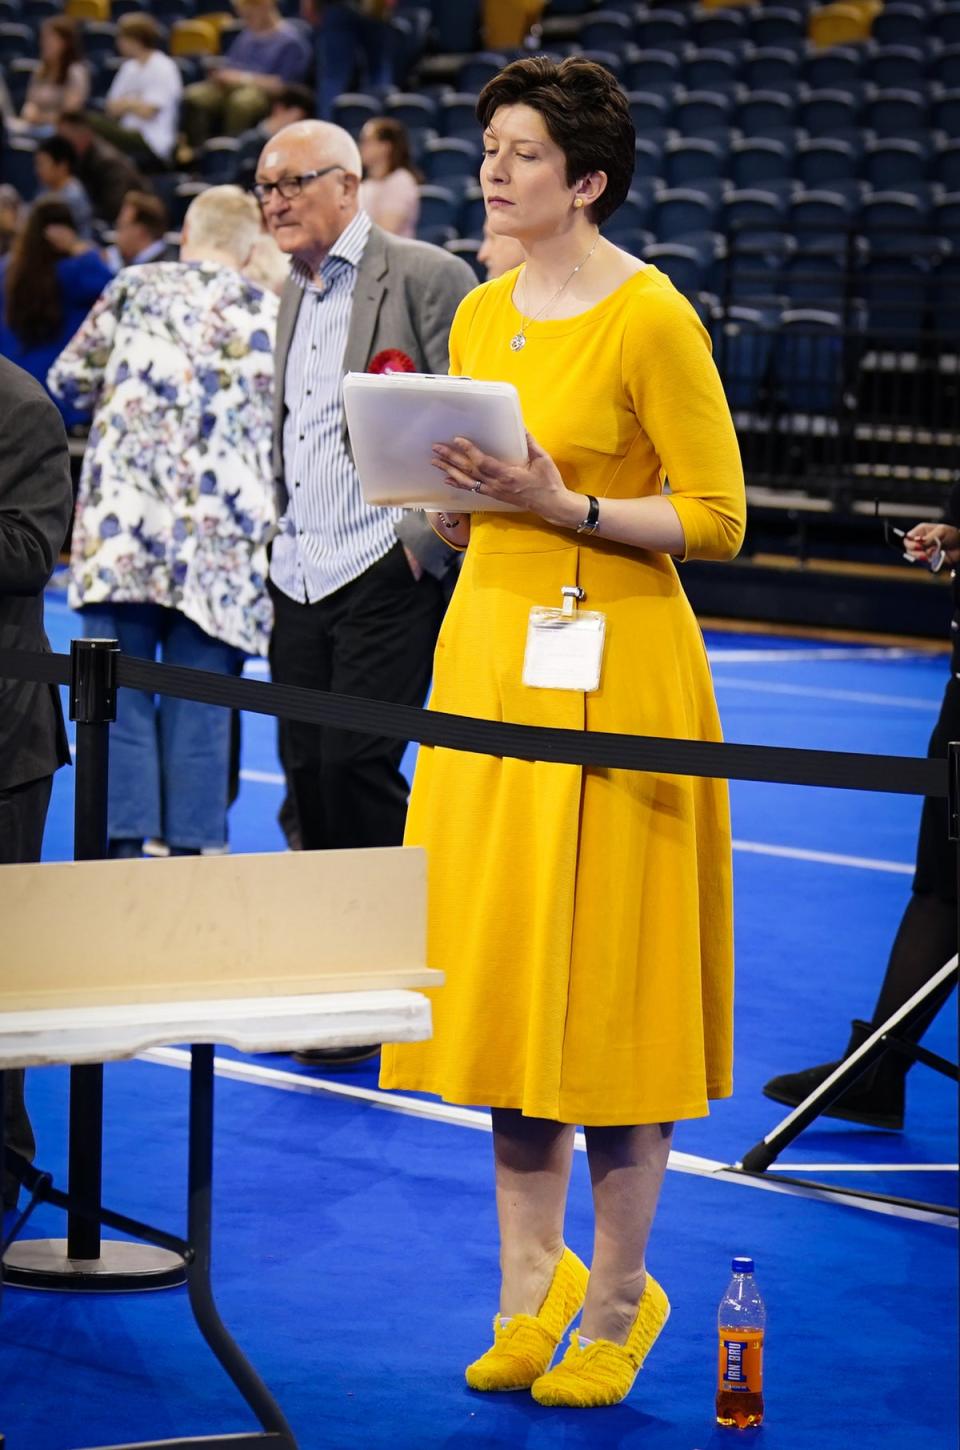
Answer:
[{"left": 732, "top": 1256, "right": 755, "bottom": 1274}]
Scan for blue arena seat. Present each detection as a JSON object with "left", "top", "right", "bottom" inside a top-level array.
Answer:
[
  {"left": 796, "top": 137, "right": 860, "bottom": 188},
  {"left": 933, "top": 139, "right": 960, "bottom": 190},
  {"left": 790, "top": 188, "right": 856, "bottom": 232},
  {"left": 651, "top": 187, "right": 719, "bottom": 241},
  {"left": 624, "top": 49, "right": 681, "bottom": 93},
  {"left": 736, "top": 89, "right": 796, "bottom": 134},
  {"left": 730, "top": 136, "right": 796, "bottom": 187},
  {"left": 673, "top": 89, "right": 734, "bottom": 136},
  {"left": 932, "top": 89, "right": 960, "bottom": 137},
  {"left": 432, "top": 0, "right": 480, "bottom": 54},
  {"left": 5, "top": 58, "right": 39, "bottom": 113},
  {"left": 863, "top": 137, "right": 930, "bottom": 191},
  {"left": 933, "top": 3, "right": 960, "bottom": 44},
  {"left": 580, "top": 11, "right": 634, "bottom": 50},
  {"left": 723, "top": 231, "right": 795, "bottom": 302},
  {"left": 802, "top": 44, "right": 862, "bottom": 90},
  {"left": 608, "top": 189, "right": 652, "bottom": 233},
  {"left": 444, "top": 237, "right": 483, "bottom": 281},
  {"left": 872, "top": 5, "right": 928, "bottom": 44},
  {"left": 863, "top": 87, "right": 928, "bottom": 137},
  {"left": 627, "top": 91, "right": 673, "bottom": 133},
  {"left": 773, "top": 309, "right": 848, "bottom": 415},
  {"left": 385, "top": 92, "right": 437, "bottom": 128},
  {"left": 417, "top": 223, "right": 457, "bottom": 248},
  {"left": 663, "top": 137, "right": 729, "bottom": 187},
  {"left": 416, "top": 185, "right": 460, "bottom": 234},
  {"left": 709, "top": 305, "right": 778, "bottom": 410},
  {"left": 633, "top": 9, "right": 689, "bottom": 51},
  {"left": 437, "top": 92, "right": 480, "bottom": 138},
  {"left": 866, "top": 43, "right": 928, "bottom": 88},
  {"left": 929, "top": 254, "right": 960, "bottom": 340},
  {"left": 642, "top": 241, "right": 706, "bottom": 296},
  {"left": 633, "top": 137, "right": 664, "bottom": 180},
  {"left": 783, "top": 234, "right": 856, "bottom": 306},
  {"left": 691, "top": 7, "right": 749, "bottom": 50},
  {"left": 606, "top": 228, "right": 656, "bottom": 258},
  {"left": 858, "top": 250, "right": 939, "bottom": 335},
  {"left": 684, "top": 47, "right": 742, "bottom": 90},
  {"left": 457, "top": 52, "right": 508, "bottom": 93},
  {"left": 860, "top": 190, "right": 929, "bottom": 246},
  {"left": 421, "top": 137, "right": 481, "bottom": 183},
  {"left": 722, "top": 188, "right": 788, "bottom": 238},
  {"left": 0, "top": 137, "right": 38, "bottom": 202},
  {"left": 749, "top": 6, "right": 806, "bottom": 47},
  {"left": 932, "top": 44, "right": 960, "bottom": 87},
  {"left": 797, "top": 89, "right": 860, "bottom": 136},
  {"left": 332, "top": 93, "right": 380, "bottom": 135},
  {"left": 743, "top": 45, "right": 802, "bottom": 89},
  {"left": 0, "top": 23, "right": 34, "bottom": 59},
  {"left": 198, "top": 137, "right": 241, "bottom": 184},
  {"left": 23, "top": 0, "right": 59, "bottom": 25},
  {"left": 459, "top": 182, "right": 486, "bottom": 238},
  {"left": 932, "top": 191, "right": 960, "bottom": 241}
]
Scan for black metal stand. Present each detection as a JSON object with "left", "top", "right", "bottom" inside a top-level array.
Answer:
[
  {"left": 3, "top": 639, "right": 186, "bottom": 1291},
  {"left": 738, "top": 741, "right": 960, "bottom": 1218}
]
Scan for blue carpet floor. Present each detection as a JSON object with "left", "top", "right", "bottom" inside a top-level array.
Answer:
[{"left": 1, "top": 592, "right": 956, "bottom": 1449}]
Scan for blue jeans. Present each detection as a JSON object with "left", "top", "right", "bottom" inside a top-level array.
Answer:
[
  {"left": 315, "top": 7, "right": 395, "bottom": 119},
  {"left": 81, "top": 604, "right": 244, "bottom": 851}
]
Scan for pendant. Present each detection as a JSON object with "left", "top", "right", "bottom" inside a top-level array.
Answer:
[{"left": 509, "top": 333, "right": 526, "bottom": 352}]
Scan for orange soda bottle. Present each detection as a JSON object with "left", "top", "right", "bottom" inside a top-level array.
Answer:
[{"left": 716, "top": 1255, "right": 766, "bottom": 1429}]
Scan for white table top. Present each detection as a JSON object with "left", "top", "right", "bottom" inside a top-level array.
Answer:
[{"left": 0, "top": 990, "right": 433, "bottom": 1069}]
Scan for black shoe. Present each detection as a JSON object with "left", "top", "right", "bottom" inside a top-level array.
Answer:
[
  {"left": 292, "top": 1045, "right": 380, "bottom": 1069},
  {"left": 762, "top": 1020, "right": 906, "bottom": 1131}
]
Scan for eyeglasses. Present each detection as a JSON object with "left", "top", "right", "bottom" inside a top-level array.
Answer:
[{"left": 252, "top": 166, "right": 345, "bottom": 203}]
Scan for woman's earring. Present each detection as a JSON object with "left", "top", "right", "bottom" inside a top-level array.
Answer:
[{"left": 574, "top": 197, "right": 585, "bottom": 209}]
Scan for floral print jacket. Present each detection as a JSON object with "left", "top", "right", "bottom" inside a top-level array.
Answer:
[{"left": 48, "top": 261, "right": 279, "bottom": 656}]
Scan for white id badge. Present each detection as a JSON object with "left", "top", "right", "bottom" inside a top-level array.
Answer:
[{"left": 522, "top": 587, "right": 606, "bottom": 693}]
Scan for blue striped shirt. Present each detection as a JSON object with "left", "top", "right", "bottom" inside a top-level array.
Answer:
[{"left": 270, "top": 209, "right": 402, "bottom": 603}]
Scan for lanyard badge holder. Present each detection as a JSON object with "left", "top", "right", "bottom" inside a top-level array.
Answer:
[{"left": 522, "top": 585, "right": 606, "bottom": 693}]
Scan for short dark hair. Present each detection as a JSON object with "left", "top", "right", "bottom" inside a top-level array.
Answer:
[
  {"left": 476, "top": 56, "right": 635, "bottom": 228},
  {"left": 37, "top": 136, "right": 79, "bottom": 172},
  {"left": 275, "top": 82, "right": 314, "bottom": 116},
  {"left": 117, "top": 12, "right": 164, "bottom": 50},
  {"left": 119, "top": 189, "right": 168, "bottom": 239}
]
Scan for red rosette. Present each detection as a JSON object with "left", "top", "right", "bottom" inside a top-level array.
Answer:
[{"left": 368, "top": 348, "right": 416, "bottom": 374}]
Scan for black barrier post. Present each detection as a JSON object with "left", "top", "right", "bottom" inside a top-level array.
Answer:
[
  {"left": 66, "top": 639, "right": 116, "bottom": 1261},
  {"left": 3, "top": 640, "right": 186, "bottom": 1291}
]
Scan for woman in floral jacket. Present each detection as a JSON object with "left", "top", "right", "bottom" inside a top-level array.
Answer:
[{"left": 48, "top": 185, "right": 279, "bottom": 858}]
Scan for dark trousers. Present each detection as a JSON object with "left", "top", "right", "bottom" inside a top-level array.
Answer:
[
  {"left": 269, "top": 544, "right": 443, "bottom": 851},
  {"left": 1, "top": 773, "right": 53, "bottom": 1207}
]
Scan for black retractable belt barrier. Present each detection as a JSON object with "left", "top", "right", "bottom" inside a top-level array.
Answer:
[{"left": 0, "top": 640, "right": 955, "bottom": 1444}]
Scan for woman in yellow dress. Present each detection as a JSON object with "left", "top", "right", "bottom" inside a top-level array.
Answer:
[{"left": 379, "top": 56, "right": 746, "bottom": 1407}]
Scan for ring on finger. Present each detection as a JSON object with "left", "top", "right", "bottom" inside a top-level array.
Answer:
[{"left": 471, "top": 480, "right": 484, "bottom": 493}]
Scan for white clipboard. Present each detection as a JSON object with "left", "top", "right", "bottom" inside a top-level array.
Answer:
[{"left": 343, "top": 371, "right": 527, "bottom": 512}]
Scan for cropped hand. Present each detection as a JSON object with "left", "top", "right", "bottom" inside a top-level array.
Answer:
[
  {"left": 904, "top": 522, "right": 960, "bottom": 568},
  {"left": 431, "top": 432, "right": 583, "bottom": 530}
]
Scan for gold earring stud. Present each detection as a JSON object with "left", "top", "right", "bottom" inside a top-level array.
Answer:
[{"left": 574, "top": 197, "right": 584, "bottom": 209}]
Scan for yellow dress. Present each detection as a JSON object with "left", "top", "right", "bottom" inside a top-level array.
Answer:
[{"left": 379, "top": 265, "right": 746, "bottom": 1126}]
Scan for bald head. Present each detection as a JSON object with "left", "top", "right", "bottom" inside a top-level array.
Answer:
[
  {"left": 255, "top": 120, "right": 365, "bottom": 276},
  {"left": 260, "top": 120, "right": 362, "bottom": 180}
]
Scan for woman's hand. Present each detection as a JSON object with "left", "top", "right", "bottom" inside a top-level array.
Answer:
[
  {"left": 904, "top": 522, "right": 960, "bottom": 569},
  {"left": 431, "top": 432, "right": 584, "bottom": 529}
]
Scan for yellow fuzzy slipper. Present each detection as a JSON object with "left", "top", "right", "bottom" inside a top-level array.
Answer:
[
  {"left": 465, "top": 1247, "right": 589, "bottom": 1392},
  {"left": 530, "top": 1272, "right": 670, "bottom": 1407}
]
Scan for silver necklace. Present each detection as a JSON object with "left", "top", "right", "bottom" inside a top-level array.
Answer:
[{"left": 509, "top": 235, "right": 600, "bottom": 352}]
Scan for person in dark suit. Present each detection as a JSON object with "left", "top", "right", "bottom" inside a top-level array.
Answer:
[
  {"left": 0, "top": 356, "right": 73, "bottom": 1210},
  {"left": 256, "top": 120, "right": 475, "bottom": 1064}
]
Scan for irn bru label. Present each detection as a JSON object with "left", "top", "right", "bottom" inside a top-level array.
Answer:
[{"left": 718, "top": 1329, "right": 764, "bottom": 1393}]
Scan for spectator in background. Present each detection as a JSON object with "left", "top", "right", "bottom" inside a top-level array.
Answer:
[
  {"left": 482, "top": 0, "right": 545, "bottom": 49},
  {"left": 0, "top": 356, "right": 74, "bottom": 1214},
  {"left": 243, "top": 228, "right": 290, "bottom": 293},
  {"left": 0, "top": 186, "right": 23, "bottom": 257},
  {"left": 48, "top": 187, "right": 279, "bottom": 861},
  {"left": 58, "top": 111, "right": 146, "bottom": 225},
  {"left": 358, "top": 117, "right": 420, "bottom": 239},
  {"left": 235, "top": 81, "right": 314, "bottom": 187},
  {"left": 91, "top": 13, "right": 182, "bottom": 169},
  {"left": 477, "top": 215, "right": 524, "bottom": 279},
  {"left": 34, "top": 136, "right": 94, "bottom": 239},
  {"left": 181, "top": 0, "right": 312, "bottom": 149},
  {"left": 0, "top": 198, "right": 113, "bottom": 429},
  {"left": 111, "top": 190, "right": 177, "bottom": 268},
  {"left": 20, "top": 16, "right": 90, "bottom": 130},
  {"left": 307, "top": 0, "right": 396, "bottom": 122}
]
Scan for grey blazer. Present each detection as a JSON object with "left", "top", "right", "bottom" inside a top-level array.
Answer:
[
  {"left": 0, "top": 358, "right": 72, "bottom": 791},
  {"left": 271, "top": 222, "right": 478, "bottom": 578}
]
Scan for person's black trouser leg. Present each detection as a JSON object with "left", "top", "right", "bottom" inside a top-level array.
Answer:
[
  {"left": 269, "top": 544, "right": 444, "bottom": 851},
  {"left": 0, "top": 774, "right": 54, "bottom": 1208}
]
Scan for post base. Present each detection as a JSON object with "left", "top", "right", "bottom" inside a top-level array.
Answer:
[{"left": 2, "top": 1236, "right": 186, "bottom": 1291}]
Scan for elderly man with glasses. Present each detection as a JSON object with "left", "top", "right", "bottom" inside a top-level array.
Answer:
[{"left": 255, "top": 121, "right": 474, "bottom": 1065}]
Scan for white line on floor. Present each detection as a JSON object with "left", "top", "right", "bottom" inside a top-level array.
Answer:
[
  {"left": 714, "top": 677, "right": 939, "bottom": 710},
  {"left": 769, "top": 1163, "right": 958, "bottom": 1173},
  {"left": 137, "top": 1047, "right": 956, "bottom": 1227},
  {"left": 732, "top": 840, "right": 913, "bottom": 874},
  {"left": 707, "top": 647, "right": 917, "bottom": 663}
]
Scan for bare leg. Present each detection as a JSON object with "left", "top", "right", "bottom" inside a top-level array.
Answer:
[
  {"left": 580, "top": 1122, "right": 673, "bottom": 1343},
  {"left": 491, "top": 1107, "right": 576, "bottom": 1317}
]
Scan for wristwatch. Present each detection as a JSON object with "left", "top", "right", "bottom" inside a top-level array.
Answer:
[{"left": 575, "top": 494, "right": 600, "bottom": 536}]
